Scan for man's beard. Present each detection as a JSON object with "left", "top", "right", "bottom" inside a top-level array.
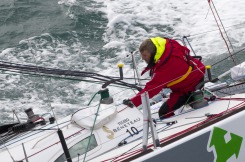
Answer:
[{"left": 146, "top": 54, "right": 155, "bottom": 68}]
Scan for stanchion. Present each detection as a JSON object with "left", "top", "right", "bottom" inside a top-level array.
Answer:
[
  {"left": 141, "top": 92, "right": 160, "bottom": 151},
  {"left": 57, "top": 129, "right": 72, "bottom": 162}
]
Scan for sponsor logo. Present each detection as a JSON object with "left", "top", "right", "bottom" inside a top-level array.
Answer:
[
  {"left": 208, "top": 127, "right": 243, "bottom": 162},
  {"left": 102, "top": 126, "right": 115, "bottom": 139},
  {"left": 112, "top": 117, "right": 141, "bottom": 133}
]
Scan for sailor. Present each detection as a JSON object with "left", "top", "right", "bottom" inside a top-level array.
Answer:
[{"left": 123, "top": 37, "right": 205, "bottom": 119}]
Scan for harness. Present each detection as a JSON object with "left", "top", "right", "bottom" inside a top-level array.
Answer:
[
  {"left": 166, "top": 66, "right": 193, "bottom": 87},
  {"left": 150, "top": 37, "right": 194, "bottom": 87}
]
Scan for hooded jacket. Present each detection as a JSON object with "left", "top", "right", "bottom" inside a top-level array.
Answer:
[{"left": 131, "top": 38, "right": 205, "bottom": 107}]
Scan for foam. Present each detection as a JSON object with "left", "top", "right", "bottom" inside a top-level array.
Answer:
[
  {"left": 58, "top": 0, "right": 77, "bottom": 6},
  {"left": 1, "top": 0, "right": 245, "bottom": 123},
  {"left": 96, "top": 0, "right": 245, "bottom": 57}
]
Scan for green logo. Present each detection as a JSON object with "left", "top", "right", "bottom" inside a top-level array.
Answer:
[{"left": 208, "top": 127, "right": 243, "bottom": 162}]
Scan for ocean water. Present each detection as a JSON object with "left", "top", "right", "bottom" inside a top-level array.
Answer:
[{"left": 0, "top": 0, "right": 245, "bottom": 124}]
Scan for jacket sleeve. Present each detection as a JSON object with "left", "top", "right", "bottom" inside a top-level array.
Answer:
[{"left": 130, "top": 71, "right": 167, "bottom": 107}]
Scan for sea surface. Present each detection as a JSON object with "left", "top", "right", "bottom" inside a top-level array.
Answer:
[{"left": 0, "top": 0, "right": 245, "bottom": 124}]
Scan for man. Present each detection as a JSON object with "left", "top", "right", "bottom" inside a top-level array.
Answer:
[{"left": 124, "top": 37, "right": 205, "bottom": 119}]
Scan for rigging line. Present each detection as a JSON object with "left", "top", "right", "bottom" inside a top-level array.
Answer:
[
  {"left": 225, "top": 88, "right": 233, "bottom": 112},
  {"left": 71, "top": 104, "right": 123, "bottom": 124},
  {"left": 0, "top": 132, "right": 15, "bottom": 144},
  {"left": 0, "top": 60, "right": 137, "bottom": 89},
  {"left": 205, "top": 7, "right": 210, "bottom": 19},
  {"left": 0, "top": 67, "right": 108, "bottom": 84},
  {"left": 0, "top": 60, "right": 149, "bottom": 80},
  {"left": 210, "top": 0, "right": 235, "bottom": 53},
  {"left": 111, "top": 88, "right": 134, "bottom": 97},
  {"left": 215, "top": 90, "right": 233, "bottom": 96},
  {"left": 87, "top": 92, "right": 99, "bottom": 106},
  {"left": 0, "top": 60, "right": 91, "bottom": 74},
  {"left": 94, "top": 124, "right": 146, "bottom": 150},
  {"left": 132, "top": 64, "right": 206, "bottom": 98},
  {"left": 83, "top": 101, "right": 101, "bottom": 162},
  {"left": 185, "top": 115, "right": 207, "bottom": 119},
  {"left": 111, "top": 126, "right": 169, "bottom": 161},
  {"left": 104, "top": 76, "right": 150, "bottom": 81},
  {"left": 156, "top": 96, "right": 212, "bottom": 120},
  {"left": 77, "top": 120, "right": 146, "bottom": 148},
  {"left": 1, "top": 120, "right": 71, "bottom": 148},
  {"left": 119, "top": 129, "right": 143, "bottom": 144},
  {"left": 0, "top": 68, "right": 103, "bottom": 83},
  {"left": 183, "top": 36, "right": 197, "bottom": 56},
  {"left": 110, "top": 137, "right": 147, "bottom": 161},
  {"left": 161, "top": 119, "right": 207, "bottom": 134},
  {"left": 189, "top": 22, "right": 245, "bottom": 37},
  {"left": 211, "top": 47, "right": 245, "bottom": 67},
  {"left": 0, "top": 60, "right": 100, "bottom": 77},
  {"left": 12, "top": 111, "right": 14, "bottom": 123},
  {"left": 213, "top": 81, "right": 245, "bottom": 96},
  {"left": 156, "top": 125, "right": 172, "bottom": 132},
  {"left": 90, "top": 73, "right": 139, "bottom": 89},
  {"left": 0, "top": 67, "right": 140, "bottom": 92},
  {"left": 0, "top": 63, "right": 95, "bottom": 78},
  {"left": 107, "top": 124, "right": 174, "bottom": 161},
  {"left": 159, "top": 119, "right": 209, "bottom": 145},
  {"left": 28, "top": 45, "right": 60, "bottom": 129},
  {"left": 0, "top": 138, "right": 15, "bottom": 162},
  {"left": 131, "top": 51, "right": 143, "bottom": 87},
  {"left": 22, "top": 122, "right": 143, "bottom": 161},
  {"left": 130, "top": 52, "right": 138, "bottom": 85},
  {"left": 180, "top": 93, "right": 194, "bottom": 113},
  {"left": 112, "top": 118, "right": 206, "bottom": 161},
  {"left": 0, "top": 61, "right": 141, "bottom": 90},
  {"left": 208, "top": 0, "right": 236, "bottom": 65}
]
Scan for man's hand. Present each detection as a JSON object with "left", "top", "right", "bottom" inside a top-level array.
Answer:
[{"left": 123, "top": 99, "right": 134, "bottom": 108}]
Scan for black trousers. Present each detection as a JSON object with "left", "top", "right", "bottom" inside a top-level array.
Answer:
[{"left": 158, "top": 93, "right": 191, "bottom": 119}]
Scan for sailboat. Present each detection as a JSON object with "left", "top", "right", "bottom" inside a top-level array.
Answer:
[{"left": 1, "top": 60, "right": 245, "bottom": 162}]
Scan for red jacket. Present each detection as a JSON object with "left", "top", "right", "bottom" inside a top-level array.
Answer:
[{"left": 131, "top": 39, "right": 205, "bottom": 107}]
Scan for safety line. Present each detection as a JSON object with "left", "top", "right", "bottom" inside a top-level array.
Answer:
[{"left": 208, "top": 0, "right": 236, "bottom": 65}]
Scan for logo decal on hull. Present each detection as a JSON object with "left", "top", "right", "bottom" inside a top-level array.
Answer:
[
  {"left": 102, "top": 126, "right": 115, "bottom": 139},
  {"left": 208, "top": 127, "right": 243, "bottom": 162}
]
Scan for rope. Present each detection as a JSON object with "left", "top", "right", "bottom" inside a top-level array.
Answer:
[
  {"left": 108, "top": 101, "right": 245, "bottom": 161},
  {"left": 1, "top": 19, "right": 245, "bottom": 160},
  {"left": 208, "top": 0, "right": 236, "bottom": 65},
  {"left": 217, "top": 97, "right": 245, "bottom": 101},
  {"left": 19, "top": 128, "right": 85, "bottom": 161},
  {"left": 1, "top": 120, "right": 71, "bottom": 148},
  {"left": 0, "top": 61, "right": 141, "bottom": 90},
  {"left": 0, "top": 138, "right": 16, "bottom": 161},
  {"left": 28, "top": 43, "right": 60, "bottom": 129},
  {"left": 14, "top": 115, "right": 142, "bottom": 161},
  {"left": 83, "top": 101, "right": 101, "bottom": 162},
  {"left": 107, "top": 117, "right": 206, "bottom": 161},
  {"left": 211, "top": 47, "right": 245, "bottom": 67},
  {"left": 183, "top": 36, "right": 197, "bottom": 56},
  {"left": 130, "top": 47, "right": 245, "bottom": 102},
  {"left": 160, "top": 100, "right": 245, "bottom": 143},
  {"left": 87, "top": 92, "right": 99, "bottom": 106},
  {"left": 0, "top": 68, "right": 139, "bottom": 91},
  {"left": 189, "top": 22, "right": 245, "bottom": 37},
  {"left": 5, "top": 94, "right": 245, "bottom": 161},
  {"left": 180, "top": 93, "right": 195, "bottom": 113},
  {"left": 131, "top": 64, "right": 206, "bottom": 100},
  {"left": 210, "top": 0, "right": 235, "bottom": 53}
]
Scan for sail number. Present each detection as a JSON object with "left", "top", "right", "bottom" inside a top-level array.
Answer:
[{"left": 126, "top": 127, "right": 139, "bottom": 136}]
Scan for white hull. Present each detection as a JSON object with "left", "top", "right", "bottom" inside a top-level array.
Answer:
[{"left": 1, "top": 92, "right": 245, "bottom": 162}]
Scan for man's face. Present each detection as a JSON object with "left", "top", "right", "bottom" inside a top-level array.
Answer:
[{"left": 140, "top": 50, "right": 151, "bottom": 64}]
